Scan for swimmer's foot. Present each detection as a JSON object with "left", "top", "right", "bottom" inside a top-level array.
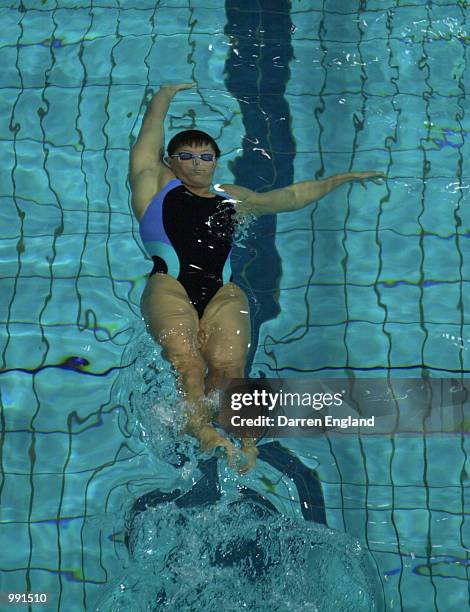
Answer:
[
  {"left": 196, "top": 424, "right": 252, "bottom": 474},
  {"left": 239, "top": 440, "right": 259, "bottom": 475}
]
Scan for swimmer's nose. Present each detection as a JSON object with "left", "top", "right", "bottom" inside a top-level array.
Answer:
[{"left": 193, "top": 156, "right": 201, "bottom": 166}]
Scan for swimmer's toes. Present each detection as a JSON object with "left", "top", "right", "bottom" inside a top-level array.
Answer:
[
  {"left": 203, "top": 436, "right": 238, "bottom": 460},
  {"left": 237, "top": 447, "right": 258, "bottom": 475},
  {"left": 221, "top": 445, "right": 248, "bottom": 473}
]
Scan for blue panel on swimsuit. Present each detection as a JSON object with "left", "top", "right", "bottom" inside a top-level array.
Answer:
[
  {"left": 139, "top": 179, "right": 182, "bottom": 247},
  {"left": 222, "top": 250, "right": 232, "bottom": 283}
]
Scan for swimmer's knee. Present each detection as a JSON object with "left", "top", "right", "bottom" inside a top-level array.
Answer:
[
  {"left": 163, "top": 344, "right": 206, "bottom": 378},
  {"left": 206, "top": 353, "right": 246, "bottom": 378}
]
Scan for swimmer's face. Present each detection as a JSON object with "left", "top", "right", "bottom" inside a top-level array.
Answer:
[{"left": 166, "top": 143, "right": 218, "bottom": 188}]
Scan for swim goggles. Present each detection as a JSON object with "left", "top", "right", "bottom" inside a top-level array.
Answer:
[{"left": 170, "top": 152, "right": 215, "bottom": 162}]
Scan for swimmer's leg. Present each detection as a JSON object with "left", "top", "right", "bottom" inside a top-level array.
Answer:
[
  {"left": 140, "top": 274, "right": 240, "bottom": 461},
  {"left": 199, "top": 282, "right": 257, "bottom": 473},
  {"left": 141, "top": 274, "right": 205, "bottom": 403}
]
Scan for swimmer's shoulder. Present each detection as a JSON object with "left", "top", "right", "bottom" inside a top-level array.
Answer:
[{"left": 131, "top": 165, "right": 179, "bottom": 222}]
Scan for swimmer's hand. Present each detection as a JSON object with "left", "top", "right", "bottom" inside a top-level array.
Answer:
[
  {"left": 160, "top": 83, "right": 195, "bottom": 93},
  {"left": 146, "top": 83, "right": 195, "bottom": 106},
  {"left": 350, "top": 171, "right": 386, "bottom": 189}
]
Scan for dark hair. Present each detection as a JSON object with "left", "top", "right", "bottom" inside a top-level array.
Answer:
[{"left": 167, "top": 129, "right": 221, "bottom": 158}]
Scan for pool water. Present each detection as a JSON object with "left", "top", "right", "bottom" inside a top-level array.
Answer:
[{"left": 1, "top": 0, "right": 469, "bottom": 610}]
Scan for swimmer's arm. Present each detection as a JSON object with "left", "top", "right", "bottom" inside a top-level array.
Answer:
[
  {"left": 219, "top": 171, "right": 385, "bottom": 215},
  {"left": 130, "top": 83, "right": 194, "bottom": 180}
]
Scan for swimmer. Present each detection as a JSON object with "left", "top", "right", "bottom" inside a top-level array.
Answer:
[{"left": 130, "top": 83, "right": 385, "bottom": 474}]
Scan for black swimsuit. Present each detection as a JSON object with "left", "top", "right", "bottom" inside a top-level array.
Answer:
[{"left": 139, "top": 179, "right": 236, "bottom": 318}]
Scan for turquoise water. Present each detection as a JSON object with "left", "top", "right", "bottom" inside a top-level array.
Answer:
[{"left": 1, "top": 0, "right": 469, "bottom": 610}]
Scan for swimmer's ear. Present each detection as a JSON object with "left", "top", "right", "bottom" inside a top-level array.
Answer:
[{"left": 163, "top": 156, "right": 171, "bottom": 167}]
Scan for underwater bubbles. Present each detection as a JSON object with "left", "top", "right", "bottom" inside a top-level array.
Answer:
[
  {"left": 94, "top": 499, "right": 383, "bottom": 611},
  {"left": 119, "top": 329, "right": 202, "bottom": 471}
]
